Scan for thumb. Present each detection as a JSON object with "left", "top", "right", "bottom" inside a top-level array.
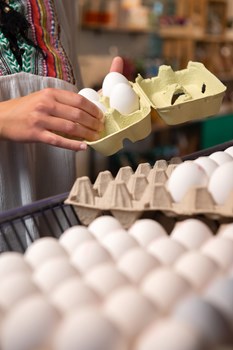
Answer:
[{"left": 109, "top": 56, "right": 124, "bottom": 74}]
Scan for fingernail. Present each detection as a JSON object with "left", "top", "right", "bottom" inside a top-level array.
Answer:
[{"left": 80, "top": 143, "right": 87, "bottom": 150}]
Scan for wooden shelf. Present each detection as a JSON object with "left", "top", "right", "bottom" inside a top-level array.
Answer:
[
  {"left": 159, "top": 25, "right": 204, "bottom": 39},
  {"left": 81, "top": 23, "right": 158, "bottom": 34},
  {"left": 79, "top": 0, "right": 233, "bottom": 82}
]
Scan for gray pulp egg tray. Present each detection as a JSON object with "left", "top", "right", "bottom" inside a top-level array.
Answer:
[
  {"left": 65, "top": 159, "right": 233, "bottom": 229},
  {"left": 86, "top": 61, "right": 226, "bottom": 156}
]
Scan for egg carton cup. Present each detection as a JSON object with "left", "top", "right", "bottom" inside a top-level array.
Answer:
[
  {"left": 85, "top": 61, "right": 226, "bottom": 156},
  {"left": 86, "top": 84, "right": 152, "bottom": 156},
  {"left": 65, "top": 160, "right": 233, "bottom": 229}
]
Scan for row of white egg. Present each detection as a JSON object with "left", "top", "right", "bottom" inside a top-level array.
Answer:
[
  {"left": 1, "top": 216, "right": 232, "bottom": 274},
  {"left": 78, "top": 71, "right": 140, "bottom": 115},
  {"left": 1, "top": 277, "right": 232, "bottom": 350},
  {"left": 166, "top": 146, "right": 233, "bottom": 204},
  {"left": 0, "top": 215, "right": 232, "bottom": 350}
]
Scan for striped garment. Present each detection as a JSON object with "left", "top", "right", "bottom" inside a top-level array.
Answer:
[{"left": 0, "top": 0, "right": 75, "bottom": 84}]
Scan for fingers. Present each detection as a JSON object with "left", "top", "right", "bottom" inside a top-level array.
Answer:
[
  {"left": 37, "top": 114, "right": 101, "bottom": 142},
  {"left": 50, "top": 100, "right": 105, "bottom": 133},
  {"left": 42, "top": 88, "right": 104, "bottom": 121},
  {"left": 110, "top": 56, "right": 124, "bottom": 74},
  {"left": 33, "top": 88, "right": 104, "bottom": 138},
  {"left": 39, "top": 130, "right": 88, "bottom": 151}
]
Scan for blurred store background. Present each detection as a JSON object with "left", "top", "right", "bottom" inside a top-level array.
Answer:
[{"left": 75, "top": 0, "right": 233, "bottom": 179}]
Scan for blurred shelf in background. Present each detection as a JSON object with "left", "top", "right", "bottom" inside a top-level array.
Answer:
[{"left": 77, "top": 0, "right": 233, "bottom": 178}]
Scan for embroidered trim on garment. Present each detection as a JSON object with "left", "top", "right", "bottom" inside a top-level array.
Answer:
[{"left": 0, "top": 0, "right": 75, "bottom": 84}]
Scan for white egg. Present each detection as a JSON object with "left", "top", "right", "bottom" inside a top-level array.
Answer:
[
  {"left": 24, "top": 237, "right": 67, "bottom": 269},
  {"left": 101, "top": 229, "right": 138, "bottom": 260},
  {"left": 85, "top": 262, "right": 128, "bottom": 297},
  {"left": 166, "top": 161, "right": 208, "bottom": 203},
  {"left": 141, "top": 267, "right": 191, "bottom": 312},
  {"left": 0, "top": 272, "right": 39, "bottom": 311},
  {"left": 209, "top": 151, "right": 233, "bottom": 165},
  {"left": 117, "top": 247, "right": 159, "bottom": 283},
  {"left": 135, "top": 319, "right": 206, "bottom": 350},
  {"left": 33, "top": 257, "right": 78, "bottom": 293},
  {"left": 1, "top": 295, "right": 58, "bottom": 350},
  {"left": 110, "top": 83, "right": 140, "bottom": 115},
  {"left": 128, "top": 219, "right": 167, "bottom": 247},
  {"left": 194, "top": 156, "right": 218, "bottom": 177},
  {"left": 59, "top": 225, "right": 94, "bottom": 255},
  {"left": 78, "top": 88, "right": 100, "bottom": 101},
  {"left": 201, "top": 237, "right": 233, "bottom": 270},
  {"left": 147, "top": 237, "right": 186, "bottom": 265},
  {"left": 173, "top": 296, "right": 232, "bottom": 346},
  {"left": 88, "top": 215, "right": 123, "bottom": 241},
  {"left": 70, "top": 240, "right": 112, "bottom": 274},
  {"left": 0, "top": 252, "right": 31, "bottom": 280},
  {"left": 104, "top": 286, "right": 157, "bottom": 338},
  {"left": 175, "top": 251, "right": 220, "bottom": 289},
  {"left": 92, "top": 100, "right": 107, "bottom": 114},
  {"left": 205, "top": 277, "right": 233, "bottom": 329},
  {"left": 208, "top": 161, "right": 233, "bottom": 205},
  {"left": 170, "top": 219, "right": 213, "bottom": 250},
  {"left": 102, "top": 71, "right": 129, "bottom": 97},
  {"left": 217, "top": 223, "right": 233, "bottom": 240},
  {"left": 53, "top": 306, "right": 127, "bottom": 350},
  {"left": 50, "top": 277, "right": 99, "bottom": 314},
  {"left": 224, "top": 145, "right": 233, "bottom": 157}
]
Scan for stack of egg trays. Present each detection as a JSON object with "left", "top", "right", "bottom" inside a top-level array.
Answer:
[{"left": 65, "top": 142, "right": 233, "bottom": 229}]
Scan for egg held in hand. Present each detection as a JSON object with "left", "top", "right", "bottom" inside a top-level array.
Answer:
[
  {"left": 92, "top": 100, "right": 107, "bottom": 114},
  {"left": 102, "top": 72, "right": 130, "bottom": 97},
  {"left": 78, "top": 88, "right": 100, "bottom": 101},
  {"left": 78, "top": 88, "right": 106, "bottom": 115},
  {"left": 110, "top": 83, "right": 140, "bottom": 115}
]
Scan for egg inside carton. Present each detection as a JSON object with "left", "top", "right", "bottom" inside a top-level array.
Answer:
[
  {"left": 66, "top": 153, "right": 233, "bottom": 230},
  {"left": 79, "top": 61, "right": 226, "bottom": 156}
]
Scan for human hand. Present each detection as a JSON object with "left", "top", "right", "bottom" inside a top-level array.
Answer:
[
  {"left": 109, "top": 56, "right": 124, "bottom": 74},
  {"left": 0, "top": 88, "right": 105, "bottom": 151}
]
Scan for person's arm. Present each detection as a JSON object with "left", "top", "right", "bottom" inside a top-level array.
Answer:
[
  {"left": 0, "top": 88, "right": 104, "bottom": 151},
  {"left": 0, "top": 56, "right": 124, "bottom": 151}
]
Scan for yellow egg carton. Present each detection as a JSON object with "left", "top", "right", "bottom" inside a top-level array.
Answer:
[
  {"left": 87, "top": 61, "right": 226, "bottom": 156},
  {"left": 65, "top": 159, "right": 233, "bottom": 229}
]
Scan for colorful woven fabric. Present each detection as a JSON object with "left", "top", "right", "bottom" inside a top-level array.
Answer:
[{"left": 0, "top": 0, "right": 75, "bottom": 83}]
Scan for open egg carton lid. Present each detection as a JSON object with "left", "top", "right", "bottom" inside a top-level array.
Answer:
[
  {"left": 65, "top": 159, "right": 233, "bottom": 229},
  {"left": 135, "top": 61, "right": 226, "bottom": 125},
  {"left": 86, "top": 61, "right": 226, "bottom": 156}
]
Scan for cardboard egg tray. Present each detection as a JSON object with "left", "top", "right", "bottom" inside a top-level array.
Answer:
[
  {"left": 86, "top": 61, "right": 226, "bottom": 156},
  {"left": 65, "top": 158, "right": 233, "bottom": 229}
]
